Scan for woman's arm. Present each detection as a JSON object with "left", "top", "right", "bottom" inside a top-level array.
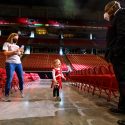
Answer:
[
  {"left": 3, "top": 42, "right": 20, "bottom": 56},
  {"left": 3, "top": 50, "right": 18, "bottom": 56}
]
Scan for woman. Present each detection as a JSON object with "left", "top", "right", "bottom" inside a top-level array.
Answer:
[{"left": 2, "top": 33, "right": 24, "bottom": 101}]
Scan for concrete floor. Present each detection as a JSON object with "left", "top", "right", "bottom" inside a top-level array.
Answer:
[{"left": 0, "top": 79, "right": 124, "bottom": 125}]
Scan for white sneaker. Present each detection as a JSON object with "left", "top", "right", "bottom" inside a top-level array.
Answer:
[
  {"left": 20, "top": 91, "right": 24, "bottom": 98},
  {"left": 1, "top": 96, "right": 11, "bottom": 102}
]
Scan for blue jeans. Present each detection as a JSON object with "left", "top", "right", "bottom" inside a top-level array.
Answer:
[{"left": 5, "top": 63, "right": 24, "bottom": 96}]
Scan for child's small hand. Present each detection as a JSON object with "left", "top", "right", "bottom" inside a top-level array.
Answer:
[
  {"left": 56, "top": 83, "right": 59, "bottom": 86},
  {"left": 63, "top": 77, "right": 66, "bottom": 81},
  {"left": 53, "top": 79, "right": 58, "bottom": 84}
]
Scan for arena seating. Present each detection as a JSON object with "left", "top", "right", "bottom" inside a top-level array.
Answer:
[
  {"left": 0, "top": 52, "right": 5, "bottom": 68},
  {"left": 22, "top": 53, "right": 68, "bottom": 71},
  {"left": 0, "top": 37, "right": 7, "bottom": 46},
  {"left": 63, "top": 39, "right": 95, "bottom": 47},
  {"left": 0, "top": 52, "right": 118, "bottom": 101},
  {"left": 67, "top": 54, "right": 118, "bottom": 101},
  {"left": 68, "top": 65, "right": 118, "bottom": 101},
  {"left": 67, "top": 54, "right": 108, "bottom": 70},
  {"left": 31, "top": 38, "right": 59, "bottom": 46},
  {"left": 0, "top": 69, "right": 40, "bottom": 93}
]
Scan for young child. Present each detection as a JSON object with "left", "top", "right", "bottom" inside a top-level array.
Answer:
[{"left": 51, "top": 59, "right": 66, "bottom": 101}]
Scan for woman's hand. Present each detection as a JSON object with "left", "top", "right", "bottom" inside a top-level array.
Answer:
[
  {"left": 14, "top": 48, "right": 23, "bottom": 56},
  {"left": 19, "top": 48, "right": 24, "bottom": 53}
]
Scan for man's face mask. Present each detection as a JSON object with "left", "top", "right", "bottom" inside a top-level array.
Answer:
[{"left": 104, "top": 12, "right": 110, "bottom": 21}]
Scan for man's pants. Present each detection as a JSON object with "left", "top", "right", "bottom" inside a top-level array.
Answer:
[{"left": 112, "top": 61, "right": 125, "bottom": 111}]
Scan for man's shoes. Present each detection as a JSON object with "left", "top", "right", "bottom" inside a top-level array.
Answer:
[
  {"left": 20, "top": 91, "right": 24, "bottom": 98},
  {"left": 117, "top": 120, "right": 125, "bottom": 125},
  {"left": 109, "top": 108, "right": 125, "bottom": 114},
  {"left": 1, "top": 96, "right": 11, "bottom": 102}
]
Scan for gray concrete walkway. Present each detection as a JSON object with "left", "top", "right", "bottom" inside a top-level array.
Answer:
[{"left": 0, "top": 79, "right": 124, "bottom": 125}]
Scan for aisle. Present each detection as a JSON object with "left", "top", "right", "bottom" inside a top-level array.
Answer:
[{"left": 0, "top": 79, "right": 124, "bottom": 125}]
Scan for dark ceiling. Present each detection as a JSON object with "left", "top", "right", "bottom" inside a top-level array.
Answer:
[
  {"left": 0, "top": 0, "right": 125, "bottom": 10},
  {"left": 0, "top": 0, "right": 110, "bottom": 10},
  {"left": 0, "top": 0, "right": 125, "bottom": 22},
  {"left": 0, "top": 0, "right": 125, "bottom": 12}
]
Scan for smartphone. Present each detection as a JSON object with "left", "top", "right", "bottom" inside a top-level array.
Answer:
[{"left": 21, "top": 45, "right": 24, "bottom": 49}]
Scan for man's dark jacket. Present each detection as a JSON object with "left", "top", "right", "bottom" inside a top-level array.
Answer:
[{"left": 105, "top": 8, "right": 125, "bottom": 62}]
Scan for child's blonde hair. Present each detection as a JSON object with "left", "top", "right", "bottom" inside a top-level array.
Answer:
[
  {"left": 53, "top": 59, "right": 61, "bottom": 67},
  {"left": 54, "top": 59, "right": 60, "bottom": 63}
]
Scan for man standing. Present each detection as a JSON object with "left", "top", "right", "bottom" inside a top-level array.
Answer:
[{"left": 104, "top": 1, "right": 125, "bottom": 125}]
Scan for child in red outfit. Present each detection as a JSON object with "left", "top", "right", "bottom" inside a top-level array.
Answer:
[{"left": 51, "top": 59, "right": 66, "bottom": 101}]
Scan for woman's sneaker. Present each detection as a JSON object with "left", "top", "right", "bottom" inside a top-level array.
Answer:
[
  {"left": 20, "top": 91, "right": 24, "bottom": 98},
  {"left": 1, "top": 96, "right": 11, "bottom": 102}
]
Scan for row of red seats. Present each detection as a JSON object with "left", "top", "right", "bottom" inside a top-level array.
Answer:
[
  {"left": 0, "top": 68, "right": 40, "bottom": 93},
  {"left": 68, "top": 64, "right": 118, "bottom": 101},
  {"left": 67, "top": 54, "right": 109, "bottom": 70},
  {"left": 22, "top": 53, "right": 68, "bottom": 71},
  {"left": 0, "top": 37, "right": 102, "bottom": 47},
  {"left": 63, "top": 39, "right": 94, "bottom": 47},
  {"left": 0, "top": 52, "right": 5, "bottom": 68},
  {"left": 0, "top": 53, "right": 68, "bottom": 71}
]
